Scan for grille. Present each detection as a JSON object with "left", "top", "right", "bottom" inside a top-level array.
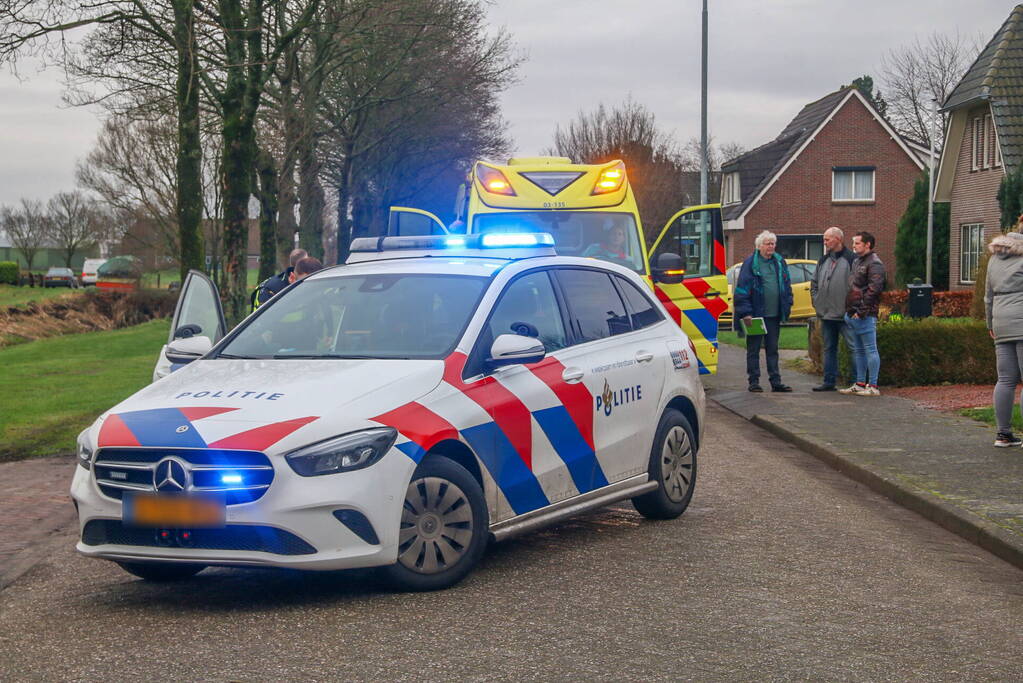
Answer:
[
  {"left": 94, "top": 448, "right": 274, "bottom": 505},
  {"left": 82, "top": 520, "right": 316, "bottom": 555}
]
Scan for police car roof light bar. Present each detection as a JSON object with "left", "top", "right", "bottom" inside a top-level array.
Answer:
[{"left": 349, "top": 232, "right": 555, "bottom": 254}]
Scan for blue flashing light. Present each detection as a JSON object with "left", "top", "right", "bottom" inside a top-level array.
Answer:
[
  {"left": 444, "top": 237, "right": 467, "bottom": 248},
  {"left": 221, "top": 474, "right": 243, "bottom": 484},
  {"left": 480, "top": 233, "right": 554, "bottom": 248}
]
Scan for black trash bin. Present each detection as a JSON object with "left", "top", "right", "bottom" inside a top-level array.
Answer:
[{"left": 907, "top": 279, "right": 933, "bottom": 318}]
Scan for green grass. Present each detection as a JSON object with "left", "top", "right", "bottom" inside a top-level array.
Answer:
[
  {"left": 0, "top": 319, "right": 170, "bottom": 461},
  {"left": 0, "top": 284, "right": 86, "bottom": 308},
  {"left": 960, "top": 406, "right": 1023, "bottom": 432},
  {"left": 717, "top": 324, "right": 809, "bottom": 351},
  {"left": 141, "top": 268, "right": 261, "bottom": 289}
]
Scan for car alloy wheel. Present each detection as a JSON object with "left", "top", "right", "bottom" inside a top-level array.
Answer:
[
  {"left": 660, "top": 425, "right": 694, "bottom": 504},
  {"left": 398, "top": 476, "right": 474, "bottom": 574}
]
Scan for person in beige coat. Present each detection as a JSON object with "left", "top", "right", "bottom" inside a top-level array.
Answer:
[{"left": 985, "top": 231, "right": 1023, "bottom": 447}]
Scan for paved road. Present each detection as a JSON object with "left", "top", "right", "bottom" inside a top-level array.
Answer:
[{"left": 2, "top": 403, "right": 1022, "bottom": 681}]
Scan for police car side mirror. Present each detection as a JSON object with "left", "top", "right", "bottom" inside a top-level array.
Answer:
[
  {"left": 166, "top": 335, "right": 213, "bottom": 365},
  {"left": 487, "top": 334, "right": 546, "bottom": 369},
  {"left": 653, "top": 252, "right": 685, "bottom": 285}
]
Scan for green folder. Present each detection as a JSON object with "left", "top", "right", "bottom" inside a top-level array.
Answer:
[{"left": 741, "top": 317, "right": 767, "bottom": 336}]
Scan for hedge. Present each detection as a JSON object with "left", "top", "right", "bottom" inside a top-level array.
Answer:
[
  {"left": 0, "top": 261, "right": 17, "bottom": 285},
  {"left": 809, "top": 317, "right": 995, "bottom": 387},
  {"left": 880, "top": 290, "right": 972, "bottom": 318}
]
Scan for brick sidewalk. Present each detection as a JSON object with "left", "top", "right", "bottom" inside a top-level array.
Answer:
[
  {"left": 705, "top": 344, "right": 1023, "bottom": 570},
  {"left": 0, "top": 456, "right": 77, "bottom": 589}
]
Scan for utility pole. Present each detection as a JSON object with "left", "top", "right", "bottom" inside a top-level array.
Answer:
[
  {"left": 699, "top": 0, "right": 709, "bottom": 205},
  {"left": 926, "top": 98, "right": 936, "bottom": 285}
]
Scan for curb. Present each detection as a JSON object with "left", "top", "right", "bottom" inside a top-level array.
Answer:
[{"left": 747, "top": 411, "right": 1023, "bottom": 572}]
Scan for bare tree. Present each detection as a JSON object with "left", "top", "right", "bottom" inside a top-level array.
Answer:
[
  {"left": 1, "top": 200, "right": 47, "bottom": 271},
  {"left": 47, "top": 191, "right": 100, "bottom": 268},
  {"left": 880, "top": 32, "right": 981, "bottom": 148}
]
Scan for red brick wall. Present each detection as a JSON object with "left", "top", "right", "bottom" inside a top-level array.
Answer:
[
  {"left": 725, "top": 94, "right": 922, "bottom": 280},
  {"left": 948, "top": 104, "right": 1004, "bottom": 291}
]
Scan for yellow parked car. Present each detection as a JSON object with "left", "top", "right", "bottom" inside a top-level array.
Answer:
[{"left": 719, "top": 258, "right": 818, "bottom": 327}]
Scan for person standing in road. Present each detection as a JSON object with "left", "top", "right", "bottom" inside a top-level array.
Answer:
[
  {"left": 734, "top": 230, "right": 794, "bottom": 393},
  {"left": 984, "top": 231, "right": 1023, "bottom": 447},
  {"left": 810, "top": 227, "right": 855, "bottom": 391},
  {"left": 840, "top": 231, "right": 885, "bottom": 396}
]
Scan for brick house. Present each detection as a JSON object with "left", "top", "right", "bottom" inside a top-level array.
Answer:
[
  {"left": 720, "top": 86, "right": 926, "bottom": 279},
  {"left": 934, "top": 5, "right": 1023, "bottom": 290}
]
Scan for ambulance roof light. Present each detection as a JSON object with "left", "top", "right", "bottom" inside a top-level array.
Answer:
[{"left": 591, "top": 161, "right": 627, "bottom": 195}]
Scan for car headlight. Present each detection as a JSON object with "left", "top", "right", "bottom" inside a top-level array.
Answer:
[
  {"left": 77, "top": 431, "right": 93, "bottom": 470},
  {"left": 285, "top": 427, "right": 397, "bottom": 477}
]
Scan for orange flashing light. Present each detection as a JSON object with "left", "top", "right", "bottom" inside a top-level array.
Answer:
[
  {"left": 476, "top": 164, "right": 516, "bottom": 196},
  {"left": 591, "top": 161, "right": 627, "bottom": 195},
  {"left": 664, "top": 269, "right": 686, "bottom": 276}
]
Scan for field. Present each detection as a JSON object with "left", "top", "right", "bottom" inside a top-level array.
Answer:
[
  {"left": 0, "top": 284, "right": 85, "bottom": 309},
  {"left": 0, "top": 319, "right": 170, "bottom": 461},
  {"left": 717, "top": 324, "right": 809, "bottom": 351}
]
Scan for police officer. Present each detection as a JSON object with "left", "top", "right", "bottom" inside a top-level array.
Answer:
[{"left": 252, "top": 248, "right": 307, "bottom": 310}]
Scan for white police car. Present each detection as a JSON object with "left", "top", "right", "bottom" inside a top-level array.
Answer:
[{"left": 71, "top": 234, "right": 704, "bottom": 591}]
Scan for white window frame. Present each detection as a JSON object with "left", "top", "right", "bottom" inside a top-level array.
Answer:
[
  {"left": 994, "top": 122, "right": 1002, "bottom": 167},
  {"left": 960, "top": 223, "right": 984, "bottom": 284},
  {"left": 983, "top": 114, "right": 992, "bottom": 169},
  {"left": 831, "top": 169, "right": 875, "bottom": 202},
  {"left": 722, "top": 172, "right": 741, "bottom": 205},
  {"left": 972, "top": 117, "right": 983, "bottom": 171}
]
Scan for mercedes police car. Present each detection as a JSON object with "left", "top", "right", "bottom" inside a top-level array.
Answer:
[{"left": 71, "top": 233, "right": 704, "bottom": 591}]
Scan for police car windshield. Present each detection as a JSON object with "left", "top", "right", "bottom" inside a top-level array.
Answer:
[
  {"left": 218, "top": 273, "right": 488, "bottom": 360},
  {"left": 473, "top": 212, "right": 644, "bottom": 273}
]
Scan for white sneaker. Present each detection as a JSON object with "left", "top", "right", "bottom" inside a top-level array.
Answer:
[
  {"left": 838, "top": 383, "right": 866, "bottom": 395},
  {"left": 858, "top": 384, "right": 880, "bottom": 397}
]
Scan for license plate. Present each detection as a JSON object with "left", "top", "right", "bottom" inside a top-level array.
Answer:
[{"left": 124, "top": 493, "right": 226, "bottom": 528}]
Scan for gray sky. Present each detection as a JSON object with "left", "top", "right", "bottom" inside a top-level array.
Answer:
[{"left": 0, "top": 0, "right": 1016, "bottom": 206}]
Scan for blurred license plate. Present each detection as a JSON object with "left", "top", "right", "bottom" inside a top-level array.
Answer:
[{"left": 124, "top": 494, "right": 225, "bottom": 528}]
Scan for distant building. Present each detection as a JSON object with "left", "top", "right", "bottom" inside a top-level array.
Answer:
[
  {"left": 0, "top": 230, "right": 97, "bottom": 271},
  {"left": 720, "top": 86, "right": 926, "bottom": 279},
  {"left": 934, "top": 5, "right": 1023, "bottom": 290}
]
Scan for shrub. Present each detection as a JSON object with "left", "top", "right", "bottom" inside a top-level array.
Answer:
[
  {"left": 880, "top": 290, "right": 972, "bottom": 318},
  {"left": 0, "top": 261, "right": 18, "bottom": 285},
  {"left": 836, "top": 317, "right": 994, "bottom": 386}
]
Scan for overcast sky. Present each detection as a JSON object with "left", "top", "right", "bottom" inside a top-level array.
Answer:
[{"left": 0, "top": 0, "right": 1016, "bottom": 206}]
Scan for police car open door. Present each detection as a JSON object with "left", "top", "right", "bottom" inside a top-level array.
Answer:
[
  {"left": 153, "top": 270, "right": 227, "bottom": 381},
  {"left": 387, "top": 206, "right": 449, "bottom": 236}
]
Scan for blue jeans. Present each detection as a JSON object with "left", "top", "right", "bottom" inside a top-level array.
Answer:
[
  {"left": 820, "top": 318, "right": 855, "bottom": 386},
  {"left": 844, "top": 313, "right": 880, "bottom": 385}
]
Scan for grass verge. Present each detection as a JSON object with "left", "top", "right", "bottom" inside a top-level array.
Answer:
[
  {"left": 960, "top": 406, "right": 1023, "bottom": 433},
  {"left": 0, "top": 319, "right": 169, "bottom": 462},
  {"left": 717, "top": 324, "right": 808, "bottom": 351},
  {"left": 0, "top": 284, "right": 85, "bottom": 308}
]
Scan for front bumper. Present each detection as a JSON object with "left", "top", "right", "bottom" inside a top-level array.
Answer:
[{"left": 71, "top": 448, "right": 417, "bottom": 571}]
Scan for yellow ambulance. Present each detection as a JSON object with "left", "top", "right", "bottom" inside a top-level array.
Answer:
[{"left": 387, "top": 157, "right": 728, "bottom": 374}]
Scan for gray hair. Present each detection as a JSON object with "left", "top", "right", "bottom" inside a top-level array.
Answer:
[
  {"left": 824, "top": 226, "right": 844, "bottom": 240},
  {"left": 754, "top": 230, "right": 777, "bottom": 249}
]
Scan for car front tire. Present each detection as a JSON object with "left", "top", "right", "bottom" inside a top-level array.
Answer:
[
  {"left": 380, "top": 456, "right": 488, "bottom": 592},
  {"left": 632, "top": 409, "right": 697, "bottom": 520},
  {"left": 116, "top": 561, "right": 206, "bottom": 581}
]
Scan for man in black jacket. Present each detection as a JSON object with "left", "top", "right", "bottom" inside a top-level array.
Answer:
[
  {"left": 810, "top": 227, "right": 855, "bottom": 391},
  {"left": 252, "top": 248, "right": 307, "bottom": 310}
]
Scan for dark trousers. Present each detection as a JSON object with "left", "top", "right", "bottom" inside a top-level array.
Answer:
[
  {"left": 746, "top": 316, "right": 781, "bottom": 387},
  {"left": 820, "top": 318, "right": 854, "bottom": 386}
]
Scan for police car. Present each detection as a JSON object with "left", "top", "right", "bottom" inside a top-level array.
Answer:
[{"left": 71, "top": 234, "right": 704, "bottom": 591}]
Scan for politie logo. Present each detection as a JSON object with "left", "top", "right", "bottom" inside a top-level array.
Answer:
[{"left": 595, "top": 379, "right": 643, "bottom": 417}]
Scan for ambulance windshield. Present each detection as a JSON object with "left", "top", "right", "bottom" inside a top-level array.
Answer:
[
  {"left": 473, "top": 212, "right": 644, "bottom": 273},
  {"left": 218, "top": 274, "right": 488, "bottom": 360}
]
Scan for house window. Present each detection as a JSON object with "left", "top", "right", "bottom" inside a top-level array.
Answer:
[
  {"left": 776, "top": 235, "right": 825, "bottom": 262},
  {"left": 972, "top": 117, "right": 984, "bottom": 171},
  {"left": 983, "top": 114, "right": 992, "bottom": 169},
  {"left": 721, "top": 172, "right": 741, "bottom": 205},
  {"left": 832, "top": 167, "right": 874, "bottom": 201},
  {"left": 994, "top": 121, "right": 1002, "bottom": 167},
  {"left": 960, "top": 224, "right": 984, "bottom": 284}
]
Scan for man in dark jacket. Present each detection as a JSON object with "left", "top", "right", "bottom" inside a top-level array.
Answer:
[
  {"left": 840, "top": 231, "right": 886, "bottom": 396},
  {"left": 810, "top": 227, "right": 855, "bottom": 391},
  {"left": 734, "top": 230, "right": 794, "bottom": 393},
  {"left": 252, "top": 248, "right": 307, "bottom": 310}
]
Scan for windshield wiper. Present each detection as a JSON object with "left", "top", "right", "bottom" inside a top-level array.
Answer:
[
  {"left": 272, "top": 353, "right": 374, "bottom": 359},
  {"left": 216, "top": 353, "right": 264, "bottom": 359}
]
